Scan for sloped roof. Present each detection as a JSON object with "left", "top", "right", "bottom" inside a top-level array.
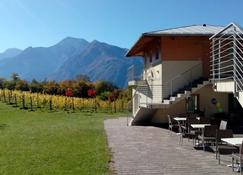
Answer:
[
  {"left": 144, "top": 24, "right": 224, "bottom": 36},
  {"left": 126, "top": 24, "right": 224, "bottom": 57}
]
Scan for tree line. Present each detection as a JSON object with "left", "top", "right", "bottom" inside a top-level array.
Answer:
[{"left": 0, "top": 73, "right": 131, "bottom": 101}]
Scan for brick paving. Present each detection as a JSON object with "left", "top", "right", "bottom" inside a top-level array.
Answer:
[{"left": 104, "top": 117, "right": 238, "bottom": 175}]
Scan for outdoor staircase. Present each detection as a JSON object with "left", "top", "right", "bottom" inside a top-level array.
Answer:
[
  {"left": 130, "top": 78, "right": 210, "bottom": 125},
  {"left": 162, "top": 78, "right": 210, "bottom": 105}
]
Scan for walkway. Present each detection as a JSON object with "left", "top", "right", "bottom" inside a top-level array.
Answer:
[{"left": 104, "top": 118, "right": 237, "bottom": 175}]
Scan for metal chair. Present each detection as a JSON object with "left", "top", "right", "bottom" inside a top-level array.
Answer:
[
  {"left": 167, "top": 115, "right": 179, "bottom": 133},
  {"left": 216, "top": 129, "right": 238, "bottom": 164},
  {"left": 232, "top": 141, "right": 243, "bottom": 174},
  {"left": 184, "top": 116, "right": 199, "bottom": 145},
  {"left": 199, "top": 117, "right": 210, "bottom": 124},
  {"left": 198, "top": 125, "right": 217, "bottom": 144}
]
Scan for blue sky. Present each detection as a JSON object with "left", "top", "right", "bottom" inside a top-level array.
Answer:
[{"left": 0, "top": 0, "right": 243, "bottom": 52}]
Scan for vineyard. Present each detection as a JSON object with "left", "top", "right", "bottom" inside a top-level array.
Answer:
[{"left": 0, "top": 89, "right": 129, "bottom": 113}]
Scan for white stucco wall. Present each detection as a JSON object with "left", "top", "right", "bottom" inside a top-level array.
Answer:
[
  {"left": 150, "top": 84, "right": 229, "bottom": 124},
  {"left": 162, "top": 60, "right": 202, "bottom": 99},
  {"left": 214, "top": 81, "right": 234, "bottom": 93},
  {"left": 141, "top": 60, "right": 203, "bottom": 103},
  {"left": 197, "top": 85, "right": 229, "bottom": 117},
  {"left": 144, "top": 63, "right": 163, "bottom": 103}
]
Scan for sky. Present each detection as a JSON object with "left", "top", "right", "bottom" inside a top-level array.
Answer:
[{"left": 0, "top": 0, "right": 243, "bottom": 52}]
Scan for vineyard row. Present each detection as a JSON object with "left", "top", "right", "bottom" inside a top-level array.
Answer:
[{"left": 0, "top": 89, "right": 129, "bottom": 113}]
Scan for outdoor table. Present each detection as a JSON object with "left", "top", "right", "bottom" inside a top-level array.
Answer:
[
  {"left": 221, "top": 138, "right": 243, "bottom": 146},
  {"left": 221, "top": 137, "right": 243, "bottom": 171},
  {"left": 173, "top": 117, "right": 187, "bottom": 122},
  {"left": 173, "top": 117, "right": 200, "bottom": 121},
  {"left": 173, "top": 117, "right": 187, "bottom": 130},
  {"left": 191, "top": 124, "right": 211, "bottom": 151}
]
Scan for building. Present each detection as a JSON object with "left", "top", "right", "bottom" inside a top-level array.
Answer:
[{"left": 126, "top": 23, "right": 243, "bottom": 128}]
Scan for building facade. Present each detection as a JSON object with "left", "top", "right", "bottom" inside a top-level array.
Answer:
[{"left": 126, "top": 23, "right": 243, "bottom": 126}]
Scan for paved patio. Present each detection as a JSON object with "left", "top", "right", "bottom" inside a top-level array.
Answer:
[{"left": 104, "top": 117, "right": 238, "bottom": 175}]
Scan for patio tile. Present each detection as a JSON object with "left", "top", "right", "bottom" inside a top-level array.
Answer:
[{"left": 105, "top": 118, "right": 237, "bottom": 175}]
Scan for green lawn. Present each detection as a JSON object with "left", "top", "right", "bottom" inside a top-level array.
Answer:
[{"left": 0, "top": 102, "right": 113, "bottom": 175}]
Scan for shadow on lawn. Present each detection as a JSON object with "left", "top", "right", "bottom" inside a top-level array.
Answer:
[{"left": 0, "top": 124, "right": 9, "bottom": 130}]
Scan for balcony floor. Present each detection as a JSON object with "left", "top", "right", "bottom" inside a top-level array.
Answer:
[{"left": 105, "top": 117, "right": 239, "bottom": 175}]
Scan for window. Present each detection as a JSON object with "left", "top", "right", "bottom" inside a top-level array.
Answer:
[
  {"left": 186, "top": 94, "right": 200, "bottom": 113},
  {"left": 155, "top": 49, "right": 160, "bottom": 60},
  {"left": 149, "top": 53, "right": 152, "bottom": 63}
]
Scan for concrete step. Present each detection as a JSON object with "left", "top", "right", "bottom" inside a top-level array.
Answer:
[
  {"left": 163, "top": 99, "right": 171, "bottom": 104},
  {"left": 170, "top": 96, "right": 177, "bottom": 101}
]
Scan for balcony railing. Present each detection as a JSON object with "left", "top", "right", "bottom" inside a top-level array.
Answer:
[{"left": 210, "top": 23, "right": 243, "bottom": 95}]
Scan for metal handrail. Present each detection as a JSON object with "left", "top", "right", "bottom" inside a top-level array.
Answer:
[
  {"left": 235, "top": 56, "right": 243, "bottom": 68},
  {"left": 210, "top": 52, "right": 233, "bottom": 62},
  {"left": 234, "top": 44, "right": 243, "bottom": 56},
  {"left": 236, "top": 32, "right": 243, "bottom": 41},
  {"left": 235, "top": 35, "right": 243, "bottom": 48},
  {"left": 216, "top": 64, "right": 233, "bottom": 70},
  {"left": 211, "top": 22, "right": 243, "bottom": 95},
  {"left": 164, "top": 63, "right": 201, "bottom": 85},
  {"left": 234, "top": 66, "right": 243, "bottom": 81},
  {"left": 211, "top": 46, "right": 234, "bottom": 57},
  {"left": 210, "top": 40, "right": 234, "bottom": 53},
  {"left": 163, "top": 63, "right": 202, "bottom": 96},
  {"left": 210, "top": 70, "right": 233, "bottom": 76},
  {"left": 234, "top": 75, "right": 243, "bottom": 89},
  {"left": 211, "top": 76, "right": 233, "bottom": 81},
  {"left": 128, "top": 65, "right": 143, "bottom": 82},
  {"left": 210, "top": 35, "right": 234, "bottom": 50},
  {"left": 132, "top": 67, "right": 203, "bottom": 108}
]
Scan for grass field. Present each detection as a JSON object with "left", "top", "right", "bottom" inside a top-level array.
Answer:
[{"left": 0, "top": 102, "right": 116, "bottom": 175}]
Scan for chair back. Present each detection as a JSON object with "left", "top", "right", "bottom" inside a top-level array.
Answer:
[
  {"left": 186, "top": 116, "right": 198, "bottom": 132},
  {"left": 219, "top": 120, "right": 227, "bottom": 130},
  {"left": 216, "top": 129, "right": 233, "bottom": 142},
  {"left": 188, "top": 113, "right": 199, "bottom": 118},
  {"left": 204, "top": 125, "right": 217, "bottom": 137},
  {"left": 168, "top": 115, "right": 173, "bottom": 128},
  {"left": 187, "top": 116, "right": 198, "bottom": 125},
  {"left": 168, "top": 115, "right": 172, "bottom": 123},
  {"left": 240, "top": 141, "right": 243, "bottom": 156},
  {"left": 199, "top": 117, "right": 210, "bottom": 124},
  {"left": 240, "top": 141, "right": 243, "bottom": 161}
]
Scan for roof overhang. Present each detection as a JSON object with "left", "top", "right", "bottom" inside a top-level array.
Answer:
[
  {"left": 126, "top": 33, "right": 214, "bottom": 57},
  {"left": 126, "top": 35, "right": 154, "bottom": 57}
]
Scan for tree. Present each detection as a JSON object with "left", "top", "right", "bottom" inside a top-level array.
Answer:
[
  {"left": 11, "top": 73, "right": 20, "bottom": 81},
  {"left": 29, "top": 79, "right": 43, "bottom": 93},
  {"left": 43, "top": 81, "right": 59, "bottom": 95},
  {"left": 95, "top": 80, "right": 117, "bottom": 95},
  {"left": 87, "top": 89, "right": 96, "bottom": 98},
  {"left": 75, "top": 74, "right": 90, "bottom": 82},
  {"left": 4, "top": 81, "right": 15, "bottom": 90},
  {"left": 98, "top": 91, "right": 110, "bottom": 101},
  {"left": 0, "top": 77, "right": 6, "bottom": 89},
  {"left": 73, "top": 81, "right": 91, "bottom": 98},
  {"left": 59, "top": 80, "right": 76, "bottom": 95},
  {"left": 15, "top": 80, "right": 29, "bottom": 91}
]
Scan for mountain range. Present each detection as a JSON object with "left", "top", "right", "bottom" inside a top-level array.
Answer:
[
  {"left": 0, "top": 48, "right": 22, "bottom": 60},
  {"left": 0, "top": 37, "right": 143, "bottom": 88}
]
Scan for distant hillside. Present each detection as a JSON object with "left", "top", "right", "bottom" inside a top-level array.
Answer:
[
  {"left": 49, "top": 40, "right": 143, "bottom": 87},
  {"left": 0, "top": 38, "right": 143, "bottom": 88},
  {"left": 0, "top": 37, "right": 89, "bottom": 80},
  {"left": 0, "top": 48, "right": 22, "bottom": 60}
]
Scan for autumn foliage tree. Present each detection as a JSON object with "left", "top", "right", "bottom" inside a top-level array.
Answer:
[{"left": 0, "top": 73, "right": 124, "bottom": 101}]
